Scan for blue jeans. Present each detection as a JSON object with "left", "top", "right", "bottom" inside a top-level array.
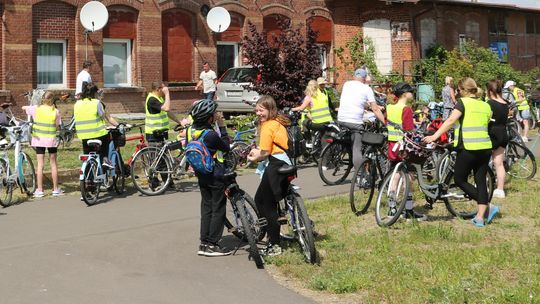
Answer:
[{"left": 202, "top": 91, "right": 215, "bottom": 100}]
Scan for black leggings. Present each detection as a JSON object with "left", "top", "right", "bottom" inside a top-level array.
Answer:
[
  {"left": 254, "top": 157, "right": 289, "bottom": 245},
  {"left": 454, "top": 149, "right": 491, "bottom": 205}
]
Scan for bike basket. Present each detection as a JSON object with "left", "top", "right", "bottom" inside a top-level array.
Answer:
[
  {"left": 167, "top": 140, "right": 183, "bottom": 151},
  {"left": 361, "top": 132, "right": 385, "bottom": 146},
  {"left": 110, "top": 129, "right": 126, "bottom": 147}
]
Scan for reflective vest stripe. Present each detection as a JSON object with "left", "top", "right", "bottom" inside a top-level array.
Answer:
[
  {"left": 32, "top": 105, "right": 57, "bottom": 138},
  {"left": 146, "top": 114, "right": 168, "bottom": 120},
  {"left": 462, "top": 137, "right": 491, "bottom": 143},
  {"left": 74, "top": 98, "right": 108, "bottom": 139}
]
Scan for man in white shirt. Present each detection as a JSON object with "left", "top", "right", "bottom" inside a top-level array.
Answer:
[
  {"left": 195, "top": 62, "right": 217, "bottom": 100},
  {"left": 337, "top": 68, "right": 385, "bottom": 170},
  {"left": 75, "top": 61, "right": 93, "bottom": 99}
]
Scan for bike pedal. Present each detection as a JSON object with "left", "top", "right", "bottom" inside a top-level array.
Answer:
[{"left": 257, "top": 218, "right": 268, "bottom": 227}]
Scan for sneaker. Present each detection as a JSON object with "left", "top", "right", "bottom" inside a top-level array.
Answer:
[
  {"left": 492, "top": 189, "right": 505, "bottom": 199},
  {"left": 102, "top": 160, "right": 114, "bottom": 170},
  {"left": 204, "top": 244, "right": 232, "bottom": 257},
  {"left": 486, "top": 205, "right": 500, "bottom": 224},
  {"left": 292, "top": 184, "right": 301, "bottom": 190},
  {"left": 521, "top": 136, "right": 529, "bottom": 142},
  {"left": 33, "top": 190, "right": 45, "bottom": 198},
  {"left": 388, "top": 206, "right": 398, "bottom": 217},
  {"left": 197, "top": 243, "right": 207, "bottom": 256},
  {"left": 403, "top": 209, "right": 428, "bottom": 221},
  {"left": 471, "top": 217, "right": 485, "bottom": 228},
  {"left": 261, "top": 244, "right": 282, "bottom": 257},
  {"left": 52, "top": 189, "right": 64, "bottom": 196}
]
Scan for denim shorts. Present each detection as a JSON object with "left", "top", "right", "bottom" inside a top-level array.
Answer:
[{"left": 518, "top": 109, "right": 531, "bottom": 120}]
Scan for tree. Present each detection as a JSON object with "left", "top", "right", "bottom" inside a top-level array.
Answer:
[{"left": 242, "top": 18, "right": 322, "bottom": 108}]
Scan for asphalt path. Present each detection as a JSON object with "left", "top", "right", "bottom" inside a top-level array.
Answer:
[{"left": 0, "top": 165, "right": 350, "bottom": 304}]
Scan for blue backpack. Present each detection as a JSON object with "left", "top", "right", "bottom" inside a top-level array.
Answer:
[{"left": 185, "top": 129, "right": 214, "bottom": 174}]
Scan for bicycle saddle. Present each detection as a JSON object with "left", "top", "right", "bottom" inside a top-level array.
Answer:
[
  {"left": 277, "top": 164, "right": 297, "bottom": 176},
  {"left": 87, "top": 139, "right": 102, "bottom": 146}
]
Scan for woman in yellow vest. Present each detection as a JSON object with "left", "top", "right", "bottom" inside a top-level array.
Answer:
[
  {"left": 292, "top": 79, "right": 334, "bottom": 139},
  {"left": 424, "top": 78, "right": 499, "bottom": 228},
  {"left": 22, "top": 92, "right": 62, "bottom": 198},
  {"left": 74, "top": 82, "right": 118, "bottom": 165},
  {"left": 504, "top": 81, "right": 530, "bottom": 142}
]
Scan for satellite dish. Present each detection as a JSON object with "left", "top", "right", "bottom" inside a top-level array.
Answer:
[
  {"left": 80, "top": 1, "right": 109, "bottom": 32},
  {"left": 206, "top": 7, "right": 231, "bottom": 33}
]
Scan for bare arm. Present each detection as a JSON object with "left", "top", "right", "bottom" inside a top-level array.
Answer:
[
  {"left": 423, "top": 109, "right": 462, "bottom": 143},
  {"left": 195, "top": 80, "right": 203, "bottom": 90},
  {"left": 247, "top": 148, "right": 269, "bottom": 163},
  {"left": 292, "top": 97, "right": 311, "bottom": 112},
  {"left": 104, "top": 110, "right": 119, "bottom": 126},
  {"left": 450, "top": 88, "right": 457, "bottom": 104},
  {"left": 160, "top": 86, "right": 171, "bottom": 112}
]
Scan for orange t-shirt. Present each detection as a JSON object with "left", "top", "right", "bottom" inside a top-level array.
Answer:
[{"left": 259, "top": 119, "right": 288, "bottom": 155}]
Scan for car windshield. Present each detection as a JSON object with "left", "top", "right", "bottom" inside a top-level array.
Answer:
[{"left": 220, "top": 68, "right": 257, "bottom": 83}]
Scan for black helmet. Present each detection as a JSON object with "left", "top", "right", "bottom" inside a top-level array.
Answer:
[
  {"left": 190, "top": 99, "right": 218, "bottom": 122},
  {"left": 393, "top": 82, "right": 415, "bottom": 97}
]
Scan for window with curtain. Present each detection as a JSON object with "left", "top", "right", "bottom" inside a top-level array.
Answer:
[
  {"left": 103, "top": 39, "right": 131, "bottom": 87},
  {"left": 37, "top": 41, "right": 66, "bottom": 88}
]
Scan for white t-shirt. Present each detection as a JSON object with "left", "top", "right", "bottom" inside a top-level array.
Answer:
[
  {"left": 199, "top": 70, "right": 217, "bottom": 93},
  {"left": 337, "top": 80, "right": 376, "bottom": 124},
  {"left": 76, "top": 70, "right": 92, "bottom": 95}
]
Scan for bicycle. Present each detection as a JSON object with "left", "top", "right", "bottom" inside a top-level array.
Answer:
[
  {"left": 375, "top": 132, "right": 495, "bottom": 227},
  {"left": 130, "top": 125, "right": 190, "bottom": 196},
  {"left": 228, "top": 127, "right": 257, "bottom": 169},
  {"left": 79, "top": 124, "right": 127, "bottom": 206},
  {"left": 0, "top": 123, "right": 36, "bottom": 207},
  {"left": 503, "top": 138, "right": 536, "bottom": 180},
  {"left": 122, "top": 123, "right": 147, "bottom": 174},
  {"left": 349, "top": 130, "right": 387, "bottom": 216},
  {"left": 57, "top": 115, "right": 76, "bottom": 148},
  {"left": 317, "top": 125, "right": 353, "bottom": 185},
  {"left": 277, "top": 164, "right": 317, "bottom": 264},
  {"left": 223, "top": 171, "right": 266, "bottom": 269}
]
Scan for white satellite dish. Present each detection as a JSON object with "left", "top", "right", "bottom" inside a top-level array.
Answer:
[
  {"left": 206, "top": 7, "right": 231, "bottom": 33},
  {"left": 80, "top": 1, "right": 109, "bottom": 32}
]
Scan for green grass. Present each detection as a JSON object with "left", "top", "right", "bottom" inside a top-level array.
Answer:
[{"left": 267, "top": 174, "right": 540, "bottom": 303}]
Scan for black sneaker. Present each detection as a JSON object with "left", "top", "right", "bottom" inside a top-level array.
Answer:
[
  {"left": 403, "top": 210, "right": 428, "bottom": 221},
  {"left": 204, "top": 244, "right": 232, "bottom": 257},
  {"left": 388, "top": 206, "right": 398, "bottom": 217},
  {"left": 197, "top": 243, "right": 207, "bottom": 256},
  {"left": 260, "top": 244, "right": 282, "bottom": 257}
]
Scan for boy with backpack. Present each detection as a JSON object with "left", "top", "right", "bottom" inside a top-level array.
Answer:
[{"left": 185, "top": 99, "right": 231, "bottom": 257}]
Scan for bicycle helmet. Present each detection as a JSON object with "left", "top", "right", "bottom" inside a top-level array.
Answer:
[
  {"left": 393, "top": 82, "right": 415, "bottom": 97},
  {"left": 190, "top": 99, "right": 218, "bottom": 122}
]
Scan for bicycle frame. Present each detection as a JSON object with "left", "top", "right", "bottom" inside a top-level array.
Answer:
[
  {"left": 232, "top": 128, "right": 256, "bottom": 142},
  {"left": 125, "top": 126, "right": 147, "bottom": 167}
]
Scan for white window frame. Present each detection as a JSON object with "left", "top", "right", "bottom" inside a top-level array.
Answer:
[
  {"left": 36, "top": 39, "right": 67, "bottom": 89},
  {"left": 103, "top": 38, "right": 132, "bottom": 87},
  {"left": 217, "top": 41, "right": 239, "bottom": 67}
]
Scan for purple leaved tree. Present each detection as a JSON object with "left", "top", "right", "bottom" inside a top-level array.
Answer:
[{"left": 242, "top": 18, "right": 322, "bottom": 108}]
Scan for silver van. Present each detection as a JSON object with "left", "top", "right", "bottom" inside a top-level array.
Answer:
[{"left": 216, "top": 66, "right": 259, "bottom": 113}]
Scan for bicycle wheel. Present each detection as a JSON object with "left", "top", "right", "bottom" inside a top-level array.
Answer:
[
  {"left": 290, "top": 191, "right": 316, "bottom": 264},
  {"left": 435, "top": 150, "right": 455, "bottom": 182},
  {"left": 506, "top": 141, "right": 536, "bottom": 180},
  {"left": 443, "top": 169, "right": 494, "bottom": 219},
  {"left": 318, "top": 142, "right": 353, "bottom": 185},
  {"left": 130, "top": 146, "right": 172, "bottom": 196},
  {"left": 80, "top": 158, "right": 100, "bottom": 206},
  {"left": 231, "top": 142, "right": 250, "bottom": 167},
  {"left": 375, "top": 164, "right": 409, "bottom": 227},
  {"left": 233, "top": 194, "right": 264, "bottom": 269},
  {"left": 19, "top": 152, "right": 36, "bottom": 196},
  {"left": 223, "top": 152, "right": 238, "bottom": 172},
  {"left": 112, "top": 152, "right": 125, "bottom": 194},
  {"left": 0, "top": 158, "right": 13, "bottom": 207},
  {"left": 225, "top": 191, "right": 266, "bottom": 242},
  {"left": 349, "top": 159, "right": 376, "bottom": 216}
]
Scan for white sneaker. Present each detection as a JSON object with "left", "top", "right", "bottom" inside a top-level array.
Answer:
[
  {"left": 52, "top": 189, "right": 65, "bottom": 196},
  {"left": 492, "top": 189, "right": 505, "bottom": 199},
  {"left": 521, "top": 136, "right": 529, "bottom": 142},
  {"left": 33, "top": 190, "right": 45, "bottom": 198}
]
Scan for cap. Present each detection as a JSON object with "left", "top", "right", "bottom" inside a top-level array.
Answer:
[
  {"left": 354, "top": 68, "right": 367, "bottom": 78},
  {"left": 316, "top": 77, "right": 328, "bottom": 85},
  {"left": 504, "top": 80, "right": 516, "bottom": 89}
]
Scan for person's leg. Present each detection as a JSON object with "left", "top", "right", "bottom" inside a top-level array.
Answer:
[
  {"left": 453, "top": 149, "right": 478, "bottom": 201},
  {"left": 206, "top": 91, "right": 215, "bottom": 100},
  {"left": 255, "top": 169, "right": 280, "bottom": 246},
  {"left": 35, "top": 148, "right": 45, "bottom": 194},
  {"left": 199, "top": 182, "right": 213, "bottom": 245},
  {"left": 49, "top": 149, "right": 59, "bottom": 192},
  {"left": 208, "top": 183, "right": 227, "bottom": 245},
  {"left": 472, "top": 151, "right": 491, "bottom": 221},
  {"left": 492, "top": 146, "right": 506, "bottom": 192},
  {"left": 523, "top": 118, "right": 530, "bottom": 139}
]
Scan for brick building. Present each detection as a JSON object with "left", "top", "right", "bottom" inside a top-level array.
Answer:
[{"left": 0, "top": 0, "right": 538, "bottom": 115}]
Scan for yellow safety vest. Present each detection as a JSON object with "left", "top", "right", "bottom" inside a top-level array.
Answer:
[
  {"left": 32, "top": 105, "right": 57, "bottom": 138},
  {"left": 187, "top": 127, "right": 224, "bottom": 163},
  {"left": 512, "top": 87, "right": 530, "bottom": 111},
  {"left": 310, "top": 89, "right": 333, "bottom": 124},
  {"left": 453, "top": 97, "right": 492, "bottom": 150},
  {"left": 387, "top": 103, "right": 406, "bottom": 141},
  {"left": 145, "top": 92, "right": 169, "bottom": 134},
  {"left": 74, "top": 98, "right": 108, "bottom": 140}
]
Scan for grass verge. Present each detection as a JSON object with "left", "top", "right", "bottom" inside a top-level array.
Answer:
[{"left": 266, "top": 174, "right": 540, "bottom": 303}]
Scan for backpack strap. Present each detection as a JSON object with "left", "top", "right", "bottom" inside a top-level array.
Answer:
[
  {"left": 274, "top": 141, "right": 287, "bottom": 154},
  {"left": 190, "top": 128, "right": 210, "bottom": 141}
]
